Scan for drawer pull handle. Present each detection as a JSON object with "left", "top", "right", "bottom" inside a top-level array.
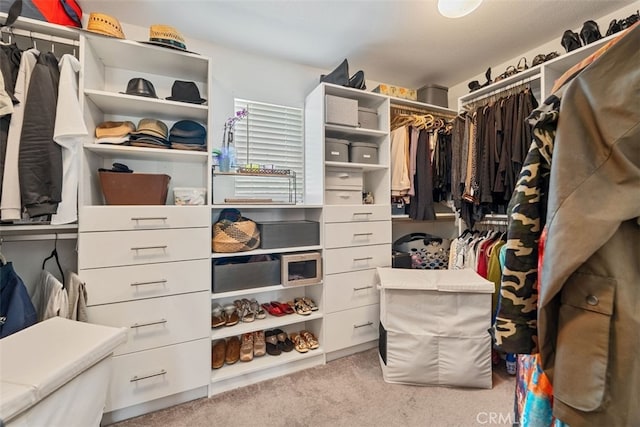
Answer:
[
  {"left": 353, "top": 285, "right": 373, "bottom": 291},
  {"left": 131, "top": 217, "right": 168, "bottom": 222},
  {"left": 130, "top": 369, "right": 167, "bottom": 382},
  {"left": 131, "top": 245, "right": 168, "bottom": 252},
  {"left": 353, "top": 212, "right": 373, "bottom": 216},
  {"left": 338, "top": 173, "right": 350, "bottom": 179},
  {"left": 339, "top": 193, "right": 351, "bottom": 199},
  {"left": 354, "top": 322, "right": 373, "bottom": 329},
  {"left": 353, "top": 256, "right": 373, "bottom": 262},
  {"left": 130, "top": 319, "right": 167, "bottom": 329},
  {"left": 130, "top": 279, "right": 168, "bottom": 287},
  {"left": 353, "top": 232, "right": 373, "bottom": 237}
]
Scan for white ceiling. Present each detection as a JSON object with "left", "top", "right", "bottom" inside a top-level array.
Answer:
[{"left": 77, "top": 0, "right": 635, "bottom": 89}]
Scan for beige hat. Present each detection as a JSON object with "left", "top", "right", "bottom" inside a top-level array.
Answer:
[
  {"left": 131, "top": 118, "right": 168, "bottom": 139},
  {"left": 142, "top": 24, "right": 189, "bottom": 52},
  {"left": 84, "top": 13, "right": 126, "bottom": 39},
  {"left": 95, "top": 121, "right": 135, "bottom": 138}
]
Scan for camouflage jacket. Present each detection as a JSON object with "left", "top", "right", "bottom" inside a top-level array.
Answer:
[{"left": 492, "top": 94, "right": 561, "bottom": 354}]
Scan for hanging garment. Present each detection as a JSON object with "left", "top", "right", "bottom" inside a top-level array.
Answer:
[
  {"left": 19, "top": 51, "right": 62, "bottom": 218},
  {"left": 390, "top": 126, "right": 410, "bottom": 196},
  {"left": 66, "top": 271, "right": 87, "bottom": 322},
  {"left": 29, "top": 269, "right": 69, "bottom": 322},
  {"left": 1, "top": 48, "right": 38, "bottom": 222},
  {"left": 51, "top": 54, "right": 88, "bottom": 225},
  {"left": 538, "top": 24, "right": 640, "bottom": 426},
  {"left": 0, "top": 262, "right": 37, "bottom": 338},
  {"left": 408, "top": 129, "right": 435, "bottom": 220}
]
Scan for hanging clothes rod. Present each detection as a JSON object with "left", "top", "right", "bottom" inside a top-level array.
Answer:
[
  {"left": 461, "top": 77, "right": 535, "bottom": 111},
  {"left": 390, "top": 103, "right": 456, "bottom": 119},
  {"left": 0, "top": 26, "right": 79, "bottom": 46}
]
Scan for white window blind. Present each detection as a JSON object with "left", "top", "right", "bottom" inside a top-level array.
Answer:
[{"left": 232, "top": 99, "right": 304, "bottom": 203}]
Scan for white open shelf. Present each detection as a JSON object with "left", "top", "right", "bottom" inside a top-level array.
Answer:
[
  {"left": 83, "top": 143, "right": 208, "bottom": 163},
  {"left": 324, "top": 161, "right": 387, "bottom": 171},
  {"left": 211, "top": 282, "right": 323, "bottom": 299},
  {"left": 210, "top": 346, "right": 325, "bottom": 383},
  {"left": 211, "top": 245, "right": 322, "bottom": 259},
  {"left": 324, "top": 124, "right": 388, "bottom": 140},
  {"left": 84, "top": 89, "right": 208, "bottom": 121}
]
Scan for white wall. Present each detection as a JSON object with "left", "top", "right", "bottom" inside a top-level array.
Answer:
[{"left": 447, "top": 3, "right": 640, "bottom": 107}]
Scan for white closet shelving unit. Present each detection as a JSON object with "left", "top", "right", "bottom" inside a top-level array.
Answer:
[
  {"left": 305, "top": 82, "right": 392, "bottom": 361},
  {"left": 208, "top": 202, "right": 325, "bottom": 396},
  {"left": 76, "top": 32, "right": 212, "bottom": 423}
]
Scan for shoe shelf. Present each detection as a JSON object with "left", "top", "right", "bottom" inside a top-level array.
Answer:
[
  {"left": 211, "top": 345, "right": 325, "bottom": 383},
  {"left": 211, "top": 282, "right": 323, "bottom": 299},
  {"left": 211, "top": 245, "right": 322, "bottom": 259},
  {"left": 211, "top": 311, "right": 323, "bottom": 341}
]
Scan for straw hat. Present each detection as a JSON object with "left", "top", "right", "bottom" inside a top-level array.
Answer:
[
  {"left": 142, "top": 24, "right": 189, "bottom": 52},
  {"left": 84, "top": 12, "right": 126, "bottom": 39}
]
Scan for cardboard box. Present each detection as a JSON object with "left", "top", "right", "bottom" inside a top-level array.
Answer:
[{"left": 372, "top": 84, "right": 417, "bottom": 101}]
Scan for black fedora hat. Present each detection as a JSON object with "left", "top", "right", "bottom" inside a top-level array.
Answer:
[
  {"left": 166, "top": 80, "right": 206, "bottom": 104},
  {"left": 121, "top": 78, "right": 158, "bottom": 98}
]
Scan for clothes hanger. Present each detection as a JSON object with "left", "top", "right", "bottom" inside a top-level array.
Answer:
[{"left": 42, "top": 234, "right": 65, "bottom": 286}]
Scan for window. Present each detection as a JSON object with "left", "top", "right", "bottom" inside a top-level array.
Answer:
[{"left": 232, "top": 99, "right": 304, "bottom": 203}]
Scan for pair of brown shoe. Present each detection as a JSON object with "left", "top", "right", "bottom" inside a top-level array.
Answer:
[
  {"left": 240, "top": 331, "right": 267, "bottom": 362},
  {"left": 211, "top": 336, "right": 241, "bottom": 369}
]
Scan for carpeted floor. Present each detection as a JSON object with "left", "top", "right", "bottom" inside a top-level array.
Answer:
[{"left": 112, "top": 348, "right": 516, "bottom": 427}]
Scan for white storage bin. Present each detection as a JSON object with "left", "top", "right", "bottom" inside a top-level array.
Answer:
[
  {"left": 376, "top": 267, "right": 494, "bottom": 388},
  {"left": 358, "top": 106, "right": 378, "bottom": 129},
  {"left": 350, "top": 141, "right": 378, "bottom": 164},
  {"left": 325, "top": 95, "right": 358, "bottom": 127},
  {"left": 325, "top": 138, "right": 349, "bottom": 162}
]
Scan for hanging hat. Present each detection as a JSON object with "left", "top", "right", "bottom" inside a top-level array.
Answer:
[
  {"left": 166, "top": 81, "right": 206, "bottom": 104},
  {"left": 81, "top": 13, "right": 126, "bottom": 39},
  {"left": 120, "top": 78, "right": 158, "bottom": 98},
  {"left": 141, "top": 24, "right": 191, "bottom": 52}
]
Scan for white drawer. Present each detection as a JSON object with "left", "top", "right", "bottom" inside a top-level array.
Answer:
[
  {"left": 324, "top": 244, "right": 391, "bottom": 274},
  {"left": 105, "top": 338, "right": 210, "bottom": 412},
  {"left": 325, "top": 220, "right": 391, "bottom": 249},
  {"left": 325, "top": 168, "right": 363, "bottom": 189},
  {"left": 324, "top": 304, "right": 379, "bottom": 352},
  {"left": 325, "top": 189, "right": 362, "bottom": 205},
  {"left": 86, "top": 291, "right": 210, "bottom": 356},
  {"left": 325, "top": 269, "right": 380, "bottom": 312},
  {"left": 324, "top": 204, "right": 390, "bottom": 223},
  {"left": 78, "top": 227, "right": 210, "bottom": 269},
  {"left": 79, "top": 205, "right": 210, "bottom": 232}
]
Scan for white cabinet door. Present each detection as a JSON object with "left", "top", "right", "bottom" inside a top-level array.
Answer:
[
  {"left": 105, "top": 339, "right": 210, "bottom": 412},
  {"left": 324, "top": 205, "right": 390, "bottom": 223},
  {"left": 78, "top": 227, "right": 210, "bottom": 269},
  {"left": 324, "top": 304, "right": 380, "bottom": 352},
  {"left": 324, "top": 269, "right": 380, "bottom": 312},
  {"left": 324, "top": 220, "right": 391, "bottom": 249},
  {"left": 324, "top": 244, "right": 391, "bottom": 275},
  {"left": 87, "top": 291, "right": 210, "bottom": 356},
  {"left": 81, "top": 259, "right": 209, "bottom": 305}
]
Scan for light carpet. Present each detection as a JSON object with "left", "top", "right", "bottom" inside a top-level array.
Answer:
[{"left": 112, "top": 348, "right": 516, "bottom": 427}]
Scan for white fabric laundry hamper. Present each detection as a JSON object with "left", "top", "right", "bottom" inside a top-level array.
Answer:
[{"left": 377, "top": 267, "right": 494, "bottom": 389}]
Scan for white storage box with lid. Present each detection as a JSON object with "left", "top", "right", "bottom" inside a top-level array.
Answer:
[
  {"left": 376, "top": 267, "right": 494, "bottom": 388},
  {"left": 0, "top": 317, "right": 127, "bottom": 426},
  {"left": 325, "top": 94, "right": 358, "bottom": 127},
  {"left": 358, "top": 106, "right": 378, "bottom": 129}
]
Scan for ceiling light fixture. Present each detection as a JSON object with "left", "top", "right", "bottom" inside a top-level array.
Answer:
[{"left": 438, "top": 0, "right": 484, "bottom": 18}]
